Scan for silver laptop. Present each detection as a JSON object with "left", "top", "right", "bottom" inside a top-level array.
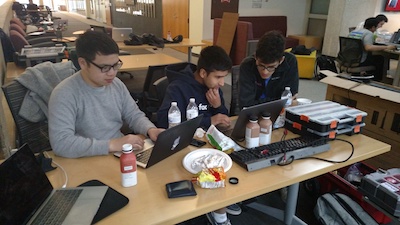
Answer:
[
  {"left": 115, "top": 114, "right": 203, "bottom": 168},
  {"left": 112, "top": 27, "right": 133, "bottom": 42},
  {"left": 0, "top": 144, "right": 108, "bottom": 225},
  {"left": 225, "top": 99, "right": 287, "bottom": 141}
]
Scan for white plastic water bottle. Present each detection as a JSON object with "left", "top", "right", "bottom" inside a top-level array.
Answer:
[
  {"left": 168, "top": 102, "right": 181, "bottom": 128},
  {"left": 186, "top": 98, "right": 199, "bottom": 120},
  {"left": 274, "top": 87, "right": 292, "bottom": 128}
]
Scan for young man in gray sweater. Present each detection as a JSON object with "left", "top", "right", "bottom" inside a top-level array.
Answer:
[{"left": 48, "top": 31, "right": 163, "bottom": 158}]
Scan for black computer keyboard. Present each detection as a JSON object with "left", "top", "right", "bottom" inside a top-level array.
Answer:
[{"left": 230, "top": 136, "right": 330, "bottom": 171}]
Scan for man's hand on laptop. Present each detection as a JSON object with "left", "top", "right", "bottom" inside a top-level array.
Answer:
[
  {"left": 147, "top": 127, "right": 165, "bottom": 142},
  {"left": 109, "top": 135, "right": 145, "bottom": 152},
  {"left": 211, "top": 114, "right": 231, "bottom": 128},
  {"left": 206, "top": 88, "right": 222, "bottom": 108}
]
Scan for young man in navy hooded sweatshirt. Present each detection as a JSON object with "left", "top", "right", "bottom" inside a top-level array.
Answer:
[
  {"left": 157, "top": 45, "right": 240, "bottom": 225},
  {"left": 157, "top": 45, "right": 232, "bottom": 130}
]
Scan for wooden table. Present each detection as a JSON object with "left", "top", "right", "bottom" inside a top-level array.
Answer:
[
  {"left": 117, "top": 38, "right": 207, "bottom": 62},
  {"left": 119, "top": 53, "right": 181, "bottom": 71},
  {"left": 46, "top": 131, "right": 390, "bottom": 225},
  {"left": 5, "top": 53, "right": 181, "bottom": 83},
  {"left": 320, "top": 74, "right": 400, "bottom": 169}
]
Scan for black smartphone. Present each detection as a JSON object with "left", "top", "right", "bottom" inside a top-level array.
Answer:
[{"left": 190, "top": 138, "right": 206, "bottom": 147}]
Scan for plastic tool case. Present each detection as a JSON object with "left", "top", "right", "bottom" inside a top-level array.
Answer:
[
  {"left": 285, "top": 100, "right": 367, "bottom": 132},
  {"left": 359, "top": 168, "right": 400, "bottom": 217}
]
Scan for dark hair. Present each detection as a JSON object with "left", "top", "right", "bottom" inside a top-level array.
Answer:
[
  {"left": 75, "top": 31, "right": 119, "bottom": 61},
  {"left": 197, "top": 45, "right": 232, "bottom": 73},
  {"left": 255, "top": 31, "right": 285, "bottom": 64},
  {"left": 375, "top": 14, "right": 388, "bottom": 23},
  {"left": 364, "top": 17, "right": 379, "bottom": 29}
]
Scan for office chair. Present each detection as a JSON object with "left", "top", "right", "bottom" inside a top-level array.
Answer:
[
  {"left": 336, "top": 36, "right": 375, "bottom": 74},
  {"left": 2, "top": 80, "right": 51, "bottom": 153},
  {"left": 9, "top": 30, "right": 58, "bottom": 53},
  {"left": 230, "top": 65, "right": 241, "bottom": 116},
  {"left": 145, "top": 76, "right": 169, "bottom": 125},
  {"left": 130, "top": 64, "right": 170, "bottom": 122}
]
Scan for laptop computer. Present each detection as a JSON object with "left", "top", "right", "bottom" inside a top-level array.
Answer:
[
  {"left": 115, "top": 114, "right": 203, "bottom": 168},
  {"left": 112, "top": 27, "right": 133, "bottom": 42},
  {"left": 0, "top": 144, "right": 108, "bottom": 225},
  {"left": 225, "top": 99, "right": 287, "bottom": 141}
]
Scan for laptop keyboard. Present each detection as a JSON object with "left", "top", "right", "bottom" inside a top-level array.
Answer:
[
  {"left": 32, "top": 189, "right": 83, "bottom": 225},
  {"left": 136, "top": 149, "right": 152, "bottom": 164}
]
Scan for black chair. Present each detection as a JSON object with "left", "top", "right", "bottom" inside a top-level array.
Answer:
[
  {"left": 130, "top": 64, "right": 169, "bottom": 123},
  {"left": 336, "top": 36, "right": 375, "bottom": 74},
  {"left": 145, "top": 76, "right": 169, "bottom": 124},
  {"left": 2, "top": 80, "right": 51, "bottom": 153},
  {"left": 230, "top": 65, "right": 240, "bottom": 116}
]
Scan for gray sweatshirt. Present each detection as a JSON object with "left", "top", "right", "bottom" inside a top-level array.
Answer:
[{"left": 48, "top": 72, "right": 155, "bottom": 158}]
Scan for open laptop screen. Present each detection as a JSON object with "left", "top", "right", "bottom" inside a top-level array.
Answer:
[{"left": 0, "top": 144, "right": 53, "bottom": 225}]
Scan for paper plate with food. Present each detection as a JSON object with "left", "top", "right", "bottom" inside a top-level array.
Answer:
[{"left": 182, "top": 148, "right": 232, "bottom": 174}]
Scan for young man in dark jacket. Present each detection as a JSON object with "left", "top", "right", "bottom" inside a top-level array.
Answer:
[
  {"left": 157, "top": 45, "right": 232, "bottom": 130},
  {"left": 239, "top": 31, "right": 299, "bottom": 109}
]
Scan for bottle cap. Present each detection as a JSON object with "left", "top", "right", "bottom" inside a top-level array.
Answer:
[
  {"left": 122, "top": 144, "right": 133, "bottom": 153},
  {"left": 262, "top": 112, "right": 271, "bottom": 118},
  {"left": 171, "top": 102, "right": 177, "bottom": 106},
  {"left": 189, "top": 98, "right": 195, "bottom": 103},
  {"left": 285, "top": 86, "right": 290, "bottom": 90},
  {"left": 249, "top": 115, "right": 258, "bottom": 122}
]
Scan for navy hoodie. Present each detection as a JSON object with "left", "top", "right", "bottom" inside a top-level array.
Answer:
[{"left": 156, "top": 63, "right": 228, "bottom": 129}]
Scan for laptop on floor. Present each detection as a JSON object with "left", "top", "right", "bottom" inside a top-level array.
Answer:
[
  {"left": 224, "top": 99, "right": 287, "bottom": 141},
  {"left": 112, "top": 27, "right": 133, "bottom": 42},
  {"left": 115, "top": 114, "right": 203, "bottom": 168},
  {"left": 0, "top": 144, "right": 108, "bottom": 225}
]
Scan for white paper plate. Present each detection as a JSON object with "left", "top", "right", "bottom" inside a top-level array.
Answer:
[{"left": 182, "top": 148, "right": 232, "bottom": 174}]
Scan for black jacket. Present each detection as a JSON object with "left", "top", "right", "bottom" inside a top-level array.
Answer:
[{"left": 239, "top": 52, "right": 299, "bottom": 108}]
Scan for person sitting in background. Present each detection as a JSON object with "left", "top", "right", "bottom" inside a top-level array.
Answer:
[
  {"left": 48, "top": 31, "right": 164, "bottom": 158},
  {"left": 239, "top": 30, "right": 299, "bottom": 109},
  {"left": 157, "top": 45, "right": 231, "bottom": 130},
  {"left": 355, "top": 14, "right": 388, "bottom": 31},
  {"left": 26, "top": 0, "right": 40, "bottom": 23},
  {"left": 349, "top": 17, "right": 396, "bottom": 81}
]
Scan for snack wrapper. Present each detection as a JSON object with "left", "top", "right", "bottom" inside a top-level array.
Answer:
[
  {"left": 206, "top": 125, "right": 235, "bottom": 153},
  {"left": 193, "top": 167, "right": 226, "bottom": 188}
]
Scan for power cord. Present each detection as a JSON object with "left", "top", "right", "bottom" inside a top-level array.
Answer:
[
  {"left": 44, "top": 151, "right": 68, "bottom": 188},
  {"left": 303, "top": 137, "right": 354, "bottom": 163}
]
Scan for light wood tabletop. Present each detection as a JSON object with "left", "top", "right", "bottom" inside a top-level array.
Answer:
[
  {"left": 46, "top": 130, "right": 390, "bottom": 225},
  {"left": 119, "top": 53, "right": 182, "bottom": 71},
  {"left": 117, "top": 38, "right": 207, "bottom": 62},
  {"left": 5, "top": 53, "right": 181, "bottom": 83}
]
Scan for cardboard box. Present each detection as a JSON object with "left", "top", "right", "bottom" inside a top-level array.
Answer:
[
  {"left": 286, "top": 48, "right": 316, "bottom": 79},
  {"left": 320, "top": 75, "right": 400, "bottom": 169}
]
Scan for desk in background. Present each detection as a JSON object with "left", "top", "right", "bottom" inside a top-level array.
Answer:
[
  {"left": 5, "top": 54, "right": 181, "bottom": 83},
  {"left": 381, "top": 49, "right": 400, "bottom": 87},
  {"left": 117, "top": 38, "right": 207, "bottom": 62},
  {"left": 47, "top": 131, "right": 390, "bottom": 225},
  {"left": 320, "top": 74, "right": 400, "bottom": 169}
]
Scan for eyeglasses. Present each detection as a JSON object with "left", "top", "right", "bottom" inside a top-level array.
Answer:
[
  {"left": 256, "top": 63, "right": 279, "bottom": 72},
  {"left": 87, "top": 59, "right": 123, "bottom": 73}
]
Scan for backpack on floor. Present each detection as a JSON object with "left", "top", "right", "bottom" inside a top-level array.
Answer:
[
  {"left": 314, "top": 193, "right": 378, "bottom": 225},
  {"left": 314, "top": 55, "right": 338, "bottom": 80}
]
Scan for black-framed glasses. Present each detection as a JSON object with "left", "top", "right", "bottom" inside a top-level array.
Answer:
[
  {"left": 87, "top": 59, "right": 123, "bottom": 73},
  {"left": 256, "top": 63, "right": 279, "bottom": 72}
]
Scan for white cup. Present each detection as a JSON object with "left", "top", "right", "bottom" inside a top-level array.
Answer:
[{"left": 297, "top": 98, "right": 312, "bottom": 105}]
